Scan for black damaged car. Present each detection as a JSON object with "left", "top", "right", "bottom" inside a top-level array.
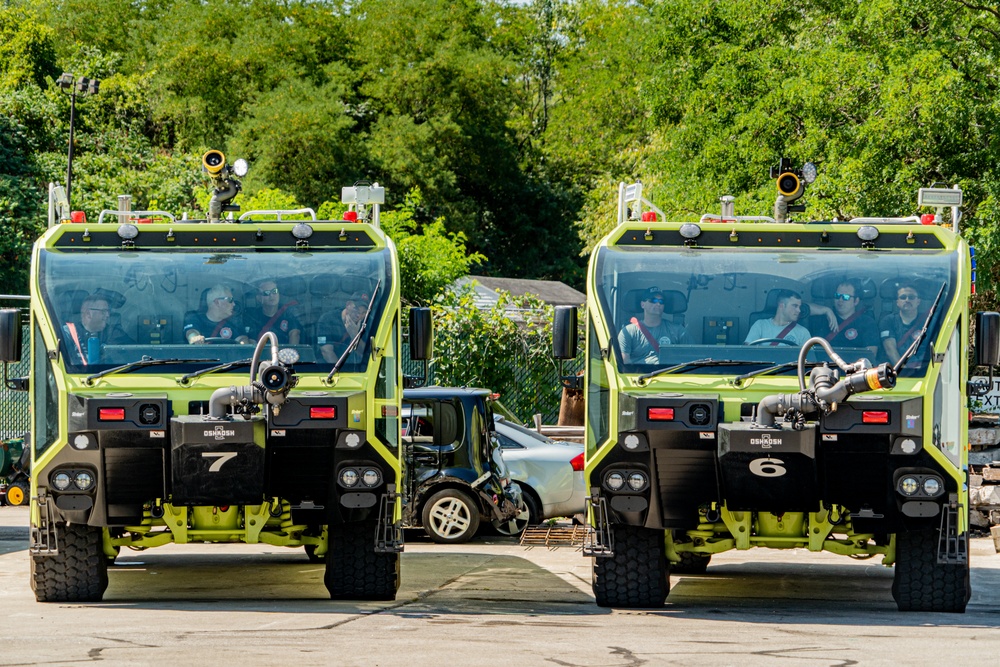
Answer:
[{"left": 401, "top": 387, "right": 522, "bottom": 543}]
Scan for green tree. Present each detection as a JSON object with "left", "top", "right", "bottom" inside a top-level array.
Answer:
[{"left": 431, "top": 286, "right": 561, "bottom": 420}]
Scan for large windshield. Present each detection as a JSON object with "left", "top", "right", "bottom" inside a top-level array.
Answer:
[
  {"left": 39, "top": 247, "right": 393, "bottom": 375},
  {"left": 596, "top": 246, "right": 957, "bottom": 379}
]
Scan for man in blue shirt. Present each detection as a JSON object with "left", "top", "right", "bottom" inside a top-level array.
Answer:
[{"left": 617, "top": 287, "right": 690, "bottom": 364}]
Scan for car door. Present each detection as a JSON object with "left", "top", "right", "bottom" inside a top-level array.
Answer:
[{"left": 401, "top": 400, "right": 441, "bottom": 515}]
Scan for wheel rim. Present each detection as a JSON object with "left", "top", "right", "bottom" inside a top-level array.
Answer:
[
  {"left": 7, "top": 485, "right": 24, "bottom": 506},
  {"left": 427, "top": 497, "right": 473, "bottom": 539},
  {"left": 492, "top": 501, "right": 530, "bottom": 536}
]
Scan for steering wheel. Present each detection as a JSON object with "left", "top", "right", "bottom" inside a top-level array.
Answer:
[{"left": 747, "top": 338, "right": 798, "bottom": 347}]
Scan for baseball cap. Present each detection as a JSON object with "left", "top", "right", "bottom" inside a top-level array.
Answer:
[
  {"left": 347, "top": 291, "right": 370, "bottom": 304},
  {"left": 642, "top": 287, "right": 664, "bottom": 302}
]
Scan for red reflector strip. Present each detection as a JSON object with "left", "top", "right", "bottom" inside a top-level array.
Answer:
[
  {"left": 382, "top": 405, "right": 398, "bottom": 417},
  {"left": 98, "top": 408, "right": 126, "bottom": 421},
  {"left": 310, "top": 407, "right": 337, "bottom": 419},
  {"left": 862, "top": 411, "right": 889, "bottom": 424},
  {"left": 647, "top": 407, "right": 675, "bottom": 421}
]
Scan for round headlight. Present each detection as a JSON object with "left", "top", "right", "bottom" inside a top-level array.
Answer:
[
  {"left": 362, "top": 469, "right": 381, "bottom": 487},
  {"left": 74, "top": 471, "right": 94, "bottom": 491},
  {"left": 679, "top": 223, "right": 702, "bottom": 240},
  {"left": 291, "top": 223, "right": 314, "bottom": 240},
  {"left": 857, "top": 225, "right": 880, "bottom": 242},
  {"left": 899, "top": 477, "right": 919, "bottom": 496},
  {"left": 606, "top": 472, "right": 625, "bottom": 491},
  {"left": 627, "top": 472, "right": 647, "bottom": 491},
  {"left": 801, "top": 162, "right": 817, "bottom": 184},
  {"left": 52, "top": 472, "right": 72, "bottom": 491},
  {"left": 923, "top": 477, "right": 941, "bottom": 496},
  {"left": 340, "top": 469, "right": 359, "bottom": 487},
  {"left": 117, "top": 223, "right": 139, "bottom": 240}
]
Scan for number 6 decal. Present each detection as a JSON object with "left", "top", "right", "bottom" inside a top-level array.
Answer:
[{"left": 749, "top": 457, "right": 786, "bottom": 477}]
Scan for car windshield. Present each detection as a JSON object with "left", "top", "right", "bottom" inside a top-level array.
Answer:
[
  {"left": 496, "top": 418, "right": 555, "bottom": 445},
  {"left": 39, "top": 247, "right": 393, "bottom": 375},
  {"left": 596, "top": 245, "right": 956, "bottom": 379}
]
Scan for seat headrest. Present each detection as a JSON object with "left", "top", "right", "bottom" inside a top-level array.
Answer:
[
  {"left": 311, "top": 275, "right": 341, "bottom": 295},
  {"left": 278, "top": 276, "right": 307, "bottom": 297}
]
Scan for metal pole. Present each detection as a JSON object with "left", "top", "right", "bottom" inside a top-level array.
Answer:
[{"left": 66, "top": 89, "right": 76, "bottom": 209}]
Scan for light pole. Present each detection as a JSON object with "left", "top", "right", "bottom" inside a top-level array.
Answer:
[{"left": 56, "top": 73, "right": 100, "bottom": 210}]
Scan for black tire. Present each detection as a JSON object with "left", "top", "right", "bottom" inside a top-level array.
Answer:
[
  {"left": 324, "top": 521, "right": 399, "bottom": 601},
  {"left": 892, "top": 528, "right": 970, "bottom": 613},
  {"left": 672, "top": 551, "right": 711, "bottom": 575},
  {"left": 421, "top": 488, "right": 480, "bottom": 544},
  {"left": 31, "top": 523, "right": 109, "bottom": 602},
  {"left": 593, "top": 524, "right": 669, "bottom": 608}
]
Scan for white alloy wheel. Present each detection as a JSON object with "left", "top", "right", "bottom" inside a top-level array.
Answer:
[{"left": 422, "top": 489, "right": 480, "bottom": 544}]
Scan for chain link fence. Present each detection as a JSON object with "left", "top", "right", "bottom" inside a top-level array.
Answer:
[
  {"left": 0, "top": 298, "right": 30, "bottom": 440},
  {"left": 402, "top": 337, "right": 583, "bottom": 425}
]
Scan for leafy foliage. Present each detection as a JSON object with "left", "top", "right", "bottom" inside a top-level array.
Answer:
[{"left": 431, "top": 286, "right": 561, "bottom": 421}]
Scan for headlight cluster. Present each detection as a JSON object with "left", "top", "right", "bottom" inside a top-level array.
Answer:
[
  {"left": 897, "top": 473, "right": 944, "bottom": 498},
  {"left": 604, "top": 469, "right": 649, "bottom": 493},
  {"left": 339, "top": 466, "right": 382, "bottom": 488},
  {"left": 50, "top": 469, "right": 95, "bottom": 492}
]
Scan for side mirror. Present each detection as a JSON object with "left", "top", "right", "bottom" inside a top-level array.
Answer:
[
  {"left": 976, "top": 312, "right": 1000, "bottom": 368},
  {"left": 0, "top": 309, "right": 22, "bottom": 363},
  {"left": 552, "top": 306, "right": 578, "bottom": 360},
  {"left": 409, "top": 307, "right": 433, "bottom": 361}
]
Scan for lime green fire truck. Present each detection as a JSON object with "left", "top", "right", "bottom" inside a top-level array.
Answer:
[
  {"left": 553, "top": 161, "right": 996, "bottom": 613},
  {"left": 0, "top": 151, "right": 432, "bottom": 602}
]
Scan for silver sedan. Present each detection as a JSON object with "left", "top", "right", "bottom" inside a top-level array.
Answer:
[{"left": 491, "top": 416, "right": 585, "bottom": 536}]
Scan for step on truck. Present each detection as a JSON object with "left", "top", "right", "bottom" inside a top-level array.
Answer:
[
  {"left": 0, "top": 151, "right": 433, "bottom": 602},
  {"left": 552, "top": 161, "right": 998, "bottom": 612}
]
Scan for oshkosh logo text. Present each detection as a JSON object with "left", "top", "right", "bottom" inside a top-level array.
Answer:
[
  {"left": 204, "top": 426, "right": 236, "bottom": 440},
  {"left": 750, "top": 433, "right": 782, "bottom": 448}
]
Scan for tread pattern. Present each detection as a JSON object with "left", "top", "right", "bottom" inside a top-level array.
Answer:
[
  {"left": 593, "top": 524, "right": 668, "bottom": 608},
  {"left": 892, "top": 529, "right": 970, "bottom": 613},
  {"left": 31, "top": 523, "right": 108, "bottom": 602},
  {"left": 672, "top": 551, "right": 711, "bottom": 575},
  {"left": 325, "top": 521, "right": 399, "bottom": 601}
]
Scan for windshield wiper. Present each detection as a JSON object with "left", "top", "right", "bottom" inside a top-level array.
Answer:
[
  {"left": 178, "top": 358, "right": 253, "bottom": 384},
  {"left": 327, "top": 279, "right": 382, "bottom": 382},
  {"left": 638, "top": 358, "right": 766, "bottom": 383},
  {"left": 894, "top": 282, "right": 947, "bottom": 374},
  {"left": 732, "top": 360, "right": 826, "bottom": 385},
  {"left": 86, "top": 356, "right": 218, "bottom": 384}
]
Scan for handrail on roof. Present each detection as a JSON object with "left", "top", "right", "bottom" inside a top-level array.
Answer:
[
  {"left": 698, "top": 215, "right": 777, "bottom": 223},
  {"left": 847, "top": 216, "right": 922, "bottom": 225},
  {"left": 238, "top": 208, "right": 317, "bottom": 221},
  {"left": 96, "top": 210, "right": 177, "bottom": 224}
]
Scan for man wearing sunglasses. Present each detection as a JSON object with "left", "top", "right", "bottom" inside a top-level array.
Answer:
[
  {"left": 822, "top": 279, "right": 878, "bottom": 358},
  {"left": 184, "top": 284, "right": 250, "bottom": 344},
  {"left": 880, "top": 282, "right": 925, "bottom": 365},
  {"left": 244, "top": 280, "right": 301, "bottom": 345},
  {"left": 62, "top": 293, "right": 134, "bottom": 364},
  {"left": 618, "top": 286, "right": 690, "bottom": 364}
]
